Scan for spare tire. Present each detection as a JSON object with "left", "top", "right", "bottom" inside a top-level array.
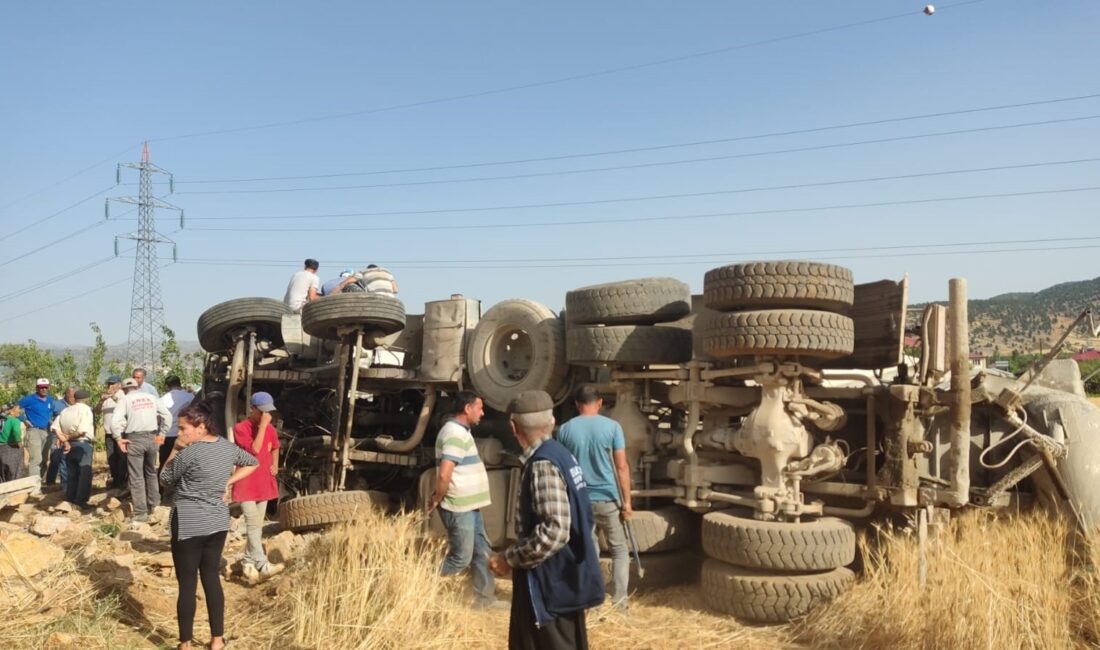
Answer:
[
  {"left": 301, "top": 293, "right": 406, "bottom": 340},
  {"left": 567, "top": 325, "right": 693, "bottom": 365},
  {"left": 696, "top": 309, "right": 854, "bottom": 359},
  {"left": 567, "top": 278, "right": 691, "bottom": 325},
  {"left": 702, "top": 512, "right": 855, "bottom": 571},
  {"left": 701, "top": 559, "right": 854, "bottom": 623},
  {"left": 704, "top": 261, "right": 854, "bottom": 313},
  {"left": 597, "top": 506, "right": 697, "bottom": 553},
  {"left": 467, "top": 299, "right": 569, "bottom": 413},
  {"left": 278, "top": 490, "right": 388, "bottom": 532},
  {"left": 197, "top": 297, "right": 289, "bottom": 352}
]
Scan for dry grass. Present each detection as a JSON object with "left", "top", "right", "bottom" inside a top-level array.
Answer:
[
  {"left": 792, "top": 509, "right": 1100, "bottom": 649},
  {"left": 6, "top": 505, "right": 1100, "bottom": 649}
]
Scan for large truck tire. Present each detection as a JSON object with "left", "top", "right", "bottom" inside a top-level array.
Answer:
[
  {"left": 301, "top": 293, "right": 406, "bottom": 340},
  {"left": 467, "top": 299, "right": 569, "bottom": 413},
  {"left": 278, "top": 490, "right": 388, "bottom": 532},
  {"left": 701, "top": 559, "right": 854, "bottom": 624},
  {"left": 566, "top": 278, "right": 691, "bottom": 326},
  {"left": 597, "top": 506, "right": 697, "bottom": 554},
  {"left": 197, "top": 297, "right": 289, "bottom": 352},
  {"left": 696, "top": 309, "right": 854, "bottom": 359},
  {"left": 567, "top": 325, "right": 693, "bottom": 365},
  {"left": 703, "top": 261, "right": 854, "bottom": 313},
  {"left": 599, "top": 548, "right": 700, "bottom": 593},
  {"left": 702, "top": 512, "right": 855, "bottom": 571}
]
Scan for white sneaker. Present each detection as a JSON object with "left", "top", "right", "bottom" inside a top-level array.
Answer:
[
  {"left": 259, "top": 562, "right": 285, "bottom": 580},
  {"left": 242, "top": 563, "right": 260, "bottom": 585}
]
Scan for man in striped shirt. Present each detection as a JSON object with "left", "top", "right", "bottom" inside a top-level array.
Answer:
[{"left": 427, "top": 390, "right": 502, "bottom": 609}]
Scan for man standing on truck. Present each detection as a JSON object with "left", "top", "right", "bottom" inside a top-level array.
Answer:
[
  {"left": 283, "top": 258, "right": 321, "bottom": 312},
  {"left": 557, "top": 383, "right": 633, "bottom": 610},
  {"left": 426, "top": 390, "right": 503, "bottom": 609},
  {"left": 361, "top": 264, "right": 398, "bottom": 295},
  {"left": 319, "top": 268, "right": 359, "bottom": 296},
  {"left": 489, "top": 390, "right": 604, "bottom": 650}
]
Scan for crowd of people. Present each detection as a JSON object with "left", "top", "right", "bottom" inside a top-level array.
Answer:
[
  {"left": 0, "top": 371, "right": 283, "bottom": 650},
  {"left": 0, "top": 253, "right": 629, "bottom": 648}
]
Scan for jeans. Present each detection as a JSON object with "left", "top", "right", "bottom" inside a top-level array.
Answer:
[
  {"left": 45, "top": 432, "right": 69, "bottom": 487},
  {"left": 239, "top": 500, "right": 270, "bottom": 569},
  {"left": 171, "top": 514, "right": 227, "bottom": 643},
  {"left": 125, "top": 432, "right": 161, "bottom": 516},
  {"left": 24, "top": 427, "right": 48, "bottom": 480},
  {"left": 439, "top": 508, "right": 495, "bottom": 605},
  {"left": 592, "top": 500, "right": 630, "bottom": 605},
  {"left": 65, "top": 440, "right": 94, "bottom": 506}
]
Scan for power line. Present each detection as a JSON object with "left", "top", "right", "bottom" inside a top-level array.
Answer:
[
  {"left": 180, "top": 91, "right": 1100, "bottom": 186},
  {"left": 170, "top": 235, "right": 1100, "bottom": 266},
  {"left": 0, "top": 185, "right": 116, "bottom": 244},
  {"left": 177, "top": 115, "right": 1100, "bottom": 196},
  {"left": 184, "top": 157, "right": 1100, "bottom": 223},
  {"left": 0, "top": 273, "right": 135, "bottom": 326},
  {"left": 150, "top": 1, "right": 985, "bottom": 144},
  {"left": 0, "top": 253, "right": 128, "bottom": 303},
  {"left": 0, "top": 143, "right": 141, "bottom": 216},
  {"left": 181, "top": 186, "right": 1100, "bottom": 233},
  {"left": 0, "top": 221, "right": 111, "bottom": 269},
  {"left": 165, "top": 243, "right": 1100, "bottom": 271}
]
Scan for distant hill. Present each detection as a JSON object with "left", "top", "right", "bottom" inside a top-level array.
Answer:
[
  {"left": 37, "top": 341, "right": 203, "bottom": 365},
  {"left": 914, "top": 276, "right": 1100, "bottom": 357}
]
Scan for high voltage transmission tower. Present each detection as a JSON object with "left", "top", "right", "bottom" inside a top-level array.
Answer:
[{"left": 107, "top": 142, "right": 183, "bottom": 374}]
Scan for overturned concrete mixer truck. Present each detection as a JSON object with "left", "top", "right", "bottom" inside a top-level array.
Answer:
[{"left": 195, "top": 260, "right": 1100, "bottom": 623}]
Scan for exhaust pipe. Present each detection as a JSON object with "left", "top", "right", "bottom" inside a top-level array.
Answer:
[{"left": 947, "top": 278, "right": 970, "bottom": 507}]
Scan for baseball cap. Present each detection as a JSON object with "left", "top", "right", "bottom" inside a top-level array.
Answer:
[
  {"left": 35, "top": 378, "right": 50, "bottom": 387},
  {"left": 106, "top": 375, "right": 122, "bottom": 384},
  {"left": 340, "top": 267, "right": 355, "bottom": 277},
  {"left": 122, "top": 378, "right": 138, "bottom": 389},
  {"left": 250, "top": 391, "right": 276, "bottom": 412},
  {"left": 74, "top": 389, "right": 91, "bottom": 400}
]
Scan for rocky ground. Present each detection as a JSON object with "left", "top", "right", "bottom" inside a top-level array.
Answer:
[{"left": 0, "top": 466, "right": 314, "bottom": 649}]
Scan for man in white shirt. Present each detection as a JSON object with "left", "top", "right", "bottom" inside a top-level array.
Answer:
[
  {"left": 52, "top": 389, "right": 95, "bottom": 509},
  {"left": 112, "top": 379, "right": 171, "bottom": 523},
  {"left": 132, "top": 368, "right": 159, "bottom": 397},
  {"left": 283, "top": 258, "right": 321, "bottom": 313},
  {"left": 99, "top": 375, "right": 127, "bottom": 490},
  {"left": 158, "top": 374, "right": 194, "bottom": 470}
]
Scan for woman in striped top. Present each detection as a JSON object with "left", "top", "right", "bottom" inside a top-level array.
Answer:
[{"left": 161, "top": 401, "right": 258, "bottom": 650}]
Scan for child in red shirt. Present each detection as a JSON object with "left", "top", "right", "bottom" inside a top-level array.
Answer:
[{"left": 233, "top": 392, "right": 283, "bottom": 583}]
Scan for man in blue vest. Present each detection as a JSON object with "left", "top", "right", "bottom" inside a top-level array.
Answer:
[{"left": 489, "top": 390, "right": 604, "bottom": 650}]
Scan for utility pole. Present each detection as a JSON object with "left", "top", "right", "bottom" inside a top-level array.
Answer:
[{"left": 107, "top": 142, "right": 182, "bottom": 375}]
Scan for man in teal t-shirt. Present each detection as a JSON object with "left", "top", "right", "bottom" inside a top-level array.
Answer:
[{"left": 557, "top": 384, "right": 633, "bottom": 609}]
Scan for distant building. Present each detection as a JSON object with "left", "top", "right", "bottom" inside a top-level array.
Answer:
[{"left": 969, "top": 351, "right": 988, "bottom": 369}]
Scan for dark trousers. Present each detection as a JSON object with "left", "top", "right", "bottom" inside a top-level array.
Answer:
[
  {"left": 106, "top": 436, "right": 128, "bottom": 489},
  {"left": 64, "top": 440, "right": 94, "bottom": 506},
  {"left": 0, "top": 445, "right": 23, "bottom": 482},
  {"left": 509, "top": 570, "right": 589, "bottom": 650},
  {"left": 45, "top": 432, "right": 68, "bottom": 487},
  {"left": 171, "top": 514, "right": 227, "bottom": 643},
  {"left": 159, "top": 439, "right": 173, "bottom": 470}
]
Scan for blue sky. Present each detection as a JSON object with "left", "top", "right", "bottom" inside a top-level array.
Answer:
[{"left": 1, "top": 0, "right": 1098, "bottom": 346}]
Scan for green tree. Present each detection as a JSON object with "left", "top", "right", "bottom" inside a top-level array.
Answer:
[
  {"left": 159, "top": 325, "right": 203, "bottom": 391},
  {"left": 0, "top": 341, "right": 58, "bottom": 404},
  {"left": 82, "top": 323, "right": 108, "bottom": 389}
]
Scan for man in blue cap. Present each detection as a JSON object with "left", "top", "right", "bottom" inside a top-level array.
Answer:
[{"left": 320, "top": 268, "right": 359, "bottom": 296}]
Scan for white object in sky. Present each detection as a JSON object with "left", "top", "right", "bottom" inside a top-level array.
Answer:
[{"left": 924, "top": 5, "right": 935, "bottom": 15}]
